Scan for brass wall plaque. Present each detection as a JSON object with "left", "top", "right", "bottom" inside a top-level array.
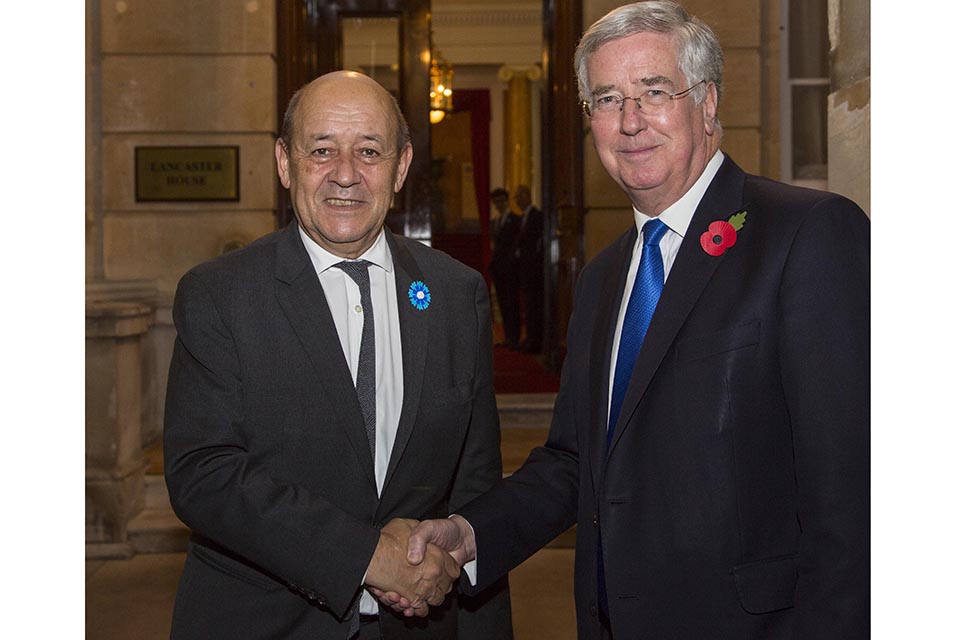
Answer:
[{"left": 135, "top": 146, "right": 239, "bottom": 202}]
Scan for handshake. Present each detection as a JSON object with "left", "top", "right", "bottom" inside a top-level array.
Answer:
[{"left": 363, "top": 516, "right": 477, "bottom": 618}]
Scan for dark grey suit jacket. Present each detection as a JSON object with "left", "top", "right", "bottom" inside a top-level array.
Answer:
[
  {"left": 460, "top": 154, "right": 870, "bottom": 639},
  {"left": 164, "top": 222, "right": 512, "bottom": 639}
]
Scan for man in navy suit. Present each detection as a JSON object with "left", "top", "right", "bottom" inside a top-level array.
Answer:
[
  {"left": 385, "top": 2, "right": 869, "bottom": 638},
  {"left": 164, "top": 71, "right": 512, "bottom": 639},
  {"left": 512, "top": 184, "right": 544, "bottom": 353},
  {"left": 489, "top": 188, "right": 522, "bottom": 350}
]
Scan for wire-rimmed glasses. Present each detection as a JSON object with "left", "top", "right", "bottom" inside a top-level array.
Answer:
[{"left": 581, "top": 80, "right": 706, "bottom": 118}]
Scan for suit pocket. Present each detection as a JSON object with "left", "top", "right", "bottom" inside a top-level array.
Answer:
[
  {"left": 190, "top": 541, "right": 285, "bottom": 593},
  {"left": 732, "top": 554, "right": 798, "bottom": 614},
  {"left": 676, "top": 320, "right": 761, "bottom": 363}
]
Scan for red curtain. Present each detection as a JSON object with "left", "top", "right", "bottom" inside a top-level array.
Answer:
[{"left": 452, "top": 89, "right": 491, "bottom": 281}]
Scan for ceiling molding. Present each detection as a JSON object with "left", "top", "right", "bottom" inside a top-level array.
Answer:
[{"left": 433, "top": 5, "right": 541, "bottom": 30}]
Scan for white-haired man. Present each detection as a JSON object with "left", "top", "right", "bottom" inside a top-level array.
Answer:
[{"left": 386, "top": 2, "right": 869, "bottom": 638}]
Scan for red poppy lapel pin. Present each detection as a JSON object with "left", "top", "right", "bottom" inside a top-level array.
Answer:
[{"left": 700, "top": 211, "right": 747, "bottom": 257}]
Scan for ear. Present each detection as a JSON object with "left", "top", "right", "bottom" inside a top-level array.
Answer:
[
  {"left": 702, "top": 81, "right": 719, "bottom": 136},
  {"left": 275, "top": 138, "right": 292, "bottom": 189},
  {"left": 393, "top": 143, "right": 414, "bottom": 193}
]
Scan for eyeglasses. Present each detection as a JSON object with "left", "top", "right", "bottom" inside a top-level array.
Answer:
[{"left": 581, "top": 80, "right": 706, "bottom": 118}]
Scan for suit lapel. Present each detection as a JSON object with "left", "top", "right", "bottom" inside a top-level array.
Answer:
[
  {"left": 273, "top": 223, "right": 377, "bottom": 491},
  {"left": 381, "top": 232, "right": 428, "bottom": 489},
  {"left": 588, "top": 229, "right": 637, "bottom": 494},
  {"left": 607, "top": 155, "right": 747, "bottom": 454}
]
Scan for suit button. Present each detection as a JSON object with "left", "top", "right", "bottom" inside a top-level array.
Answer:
[
  {"left": 589, "top": 604, "right": 598, "bottom": 617},
  {"left": 593, "top": 514, "right": 598, "bottom": 526}
]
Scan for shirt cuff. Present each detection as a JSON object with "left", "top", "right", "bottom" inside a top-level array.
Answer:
[
  {"left": 449, "top": 514, "right": 478, "bottom": 586},
  {"left": 462, "top": 558, "right": 478, "bottom": 586}
]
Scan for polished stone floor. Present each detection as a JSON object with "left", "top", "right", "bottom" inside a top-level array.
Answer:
[{"left": 86, "top": 547, "right": 576, "bottom": 639}]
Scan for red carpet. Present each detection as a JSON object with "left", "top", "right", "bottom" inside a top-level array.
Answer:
[{"left": 493, "top": 345, "right": 561, "bottom": 394}]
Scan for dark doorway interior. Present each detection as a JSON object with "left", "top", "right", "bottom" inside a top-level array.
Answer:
[{"left": 430, "top": 88, "right": 491, "bottom": 281}]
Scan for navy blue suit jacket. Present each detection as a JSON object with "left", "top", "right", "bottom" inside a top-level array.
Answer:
[{"left": 460, "top": 155, "right": 870, "bottom": 639}]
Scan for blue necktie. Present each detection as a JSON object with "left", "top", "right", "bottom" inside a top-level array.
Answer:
[
  {"left": 599, "top": 218, "right": 668, "bottom": 619},
  {"left": 607, "top": 218, "right": 668, "bottom": 448}
]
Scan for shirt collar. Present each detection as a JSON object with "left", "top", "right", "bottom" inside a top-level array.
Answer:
[
  {"left": 298, "top": 225, "right": 394, "bottom": 275},
  {"left": 631, "top": 149, "right": 724, "bottom": 239}
]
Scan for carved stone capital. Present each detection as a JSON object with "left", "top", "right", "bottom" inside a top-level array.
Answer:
[{"left": 498, "top": 64, "right": 543, "bottom": 83}]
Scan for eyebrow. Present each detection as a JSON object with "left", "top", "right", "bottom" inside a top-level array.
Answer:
[
  {"left": 308, "top": 133, "right": 387, "bottom": 146},
  {"left": 359, "top": 134, "right": 387, "bottom": 145},
  {"left": 641, "top": 75, "right": 674, "bottom": 87},
  {"left": 590, "top": 75, "right": 676, "bottom": 97},
  {"left": 590, "top": 84, "right": 617, "bottom": 98}
]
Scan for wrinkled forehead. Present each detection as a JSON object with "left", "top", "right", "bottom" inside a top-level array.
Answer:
[
  {"left": 295, "top": 79, "right": 398, "bottom": 145},
  {"left": 588, "top": 31, "right": 683, "bottom": 89}
]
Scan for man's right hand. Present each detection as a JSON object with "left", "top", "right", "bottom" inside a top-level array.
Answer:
[
  {"left": 362, "top": 518, "right": 461, "bottom": 617},
  {"left": 406, "top": 516, "right": 477, "bottom": 567},
  {"left": 371, "top": 516, "right": 478, "bottom": 616}
]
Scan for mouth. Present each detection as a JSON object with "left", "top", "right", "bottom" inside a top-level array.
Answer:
[
  {"left": 618, "top": 143, "right": 659, "bottom": 156},
  {"left": 325, "top": 198, "right": 365, "bottom": 207}
]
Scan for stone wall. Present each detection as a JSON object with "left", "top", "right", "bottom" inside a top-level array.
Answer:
[
  {"left": 87, "top": 0, "right": 279, "bottom": 296},
  {"left": 87, "top": 0, "right": 279, "bottom": 445}
]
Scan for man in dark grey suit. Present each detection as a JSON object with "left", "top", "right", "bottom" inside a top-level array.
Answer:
[
  {"left": 388, "top": 2, "right": 869, "bottom": 638},
  {"left": 164, "top": 70, "right": 512, "bottom": 639}
]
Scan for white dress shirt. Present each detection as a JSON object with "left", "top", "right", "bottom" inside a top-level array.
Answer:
[
  {"left": 606, "top": 150, "right": 724, "bottom": 423},
  {"left": 299, "top": 226, "right": 403, "bottom": 615}
]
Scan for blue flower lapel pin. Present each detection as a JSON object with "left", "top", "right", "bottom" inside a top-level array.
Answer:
[{"left": 407, "top": 281, "right": 431, "bottom": 311}]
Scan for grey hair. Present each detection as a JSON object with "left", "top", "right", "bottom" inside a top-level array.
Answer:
[
  {"left": 279, "top": 87, "right": 305, "bottom": 152},
  {"left": 574, "top": 1, "right": 723, "bottom": 108},
  {"left": 279, "top": 80, "right": 411, "bottom": 155}
]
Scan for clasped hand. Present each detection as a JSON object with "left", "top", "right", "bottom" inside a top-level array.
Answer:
[
  {"left": 363, "top": 518, "right": 462, "bottom": 617},
  {"left": 366, "top": 516, "right": 476, "bottom": 618}
]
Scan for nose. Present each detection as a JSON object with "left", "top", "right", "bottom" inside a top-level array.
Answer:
[
  {"left": 619, "top": 98, "right": 648, "bottom": 135},
  {"left": 330, "top": 153, "right": 361, "bottom": 188}
]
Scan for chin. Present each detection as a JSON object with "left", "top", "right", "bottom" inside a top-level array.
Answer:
[
  {"left": 620, "top": 174, "right": 665, "bottom": 194},
  {"left": 620, "top": 168, "right": 666, "bottom": 189}
]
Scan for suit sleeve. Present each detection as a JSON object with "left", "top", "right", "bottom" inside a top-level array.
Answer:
[
  {"left": 778, "top": 197, "right": 870, "bottom": 638},
  {"left": 457, "top": 271, "right": 583, "bottom": 592},
  {"left": 450, "top": 274, "right": 514, "bottom": 639},
  {"left": 163, "top": 270, "right": 380, "bottom": 618}
]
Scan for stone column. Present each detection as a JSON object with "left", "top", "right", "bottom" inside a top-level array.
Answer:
[
  {"left": 827, "top": 0, "right": 870, "bottom": 214},
  {"left": 86, "top": 301, "right": 152, "bottom": 557},
  {"left": 499, "top": 65, "right": 542, "bottom": 195}
]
